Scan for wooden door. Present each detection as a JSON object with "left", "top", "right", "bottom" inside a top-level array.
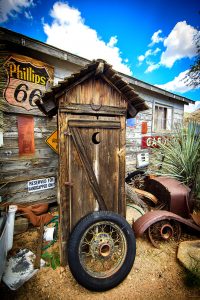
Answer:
[{"left": 65, "top": 118, "right": 125, "bottom": 229}]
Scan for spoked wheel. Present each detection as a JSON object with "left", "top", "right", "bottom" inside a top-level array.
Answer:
[
  {"left": 68, "top": 211, "right": 136, "bottom": 291},
  {"left": 148, "top": 220, "right": 181, "bottom": 249},
  {"left": 125, "top": 170, "right": 146, "bottom": 189}
]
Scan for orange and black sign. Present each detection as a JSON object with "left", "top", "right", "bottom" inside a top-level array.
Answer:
[
  {"left": 3, "top": 54, "right": 54, "bottom": 111},
  {"left": 46, "top": 130, "right": 58, "bottom": 154}
]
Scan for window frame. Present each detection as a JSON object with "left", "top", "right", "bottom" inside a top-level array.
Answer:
[{"left": 152, "top": 102, "right": 173, "bottom": 132}]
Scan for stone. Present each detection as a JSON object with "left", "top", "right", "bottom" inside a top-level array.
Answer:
[{"left": 177, "top": 240, "right": 200, "bottom": 276}]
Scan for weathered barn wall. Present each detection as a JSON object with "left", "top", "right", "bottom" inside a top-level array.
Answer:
[
  {"left": 0, "top": 113, "right": 58, "bottom": 204},
  {"left": 0, "top": 51, "right": 58, "bottom": 205}
]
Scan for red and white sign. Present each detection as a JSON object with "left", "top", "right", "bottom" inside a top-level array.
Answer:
[{"left": 141, "top": 136, "right": 172, "bottom": 148}]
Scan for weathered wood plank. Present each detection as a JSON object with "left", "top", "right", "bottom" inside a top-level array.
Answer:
[
  {"left": 34, "top": 222, "right": 44, "bottom": 269},
  {"left": 70, "top": 127, "right": 96, "bottom": 228},
  {"left": 68, "top": 119, "right": 121, "bottom": 129},
  {"left": 60, "top": 104, "right": 126, "bottom": 116},
  {"left": 98, "top": 127, "right": 119, "bottom": 213},
  {"left": 70, "top": 126, "right": 107, "bottom": 211},
  {"left": 0, "top": 186, "right": 56, "bottom": 204},
  {"left": 118, "top": 116, "right": 126, "bottom": 217},
  {"left": 0, "top": 148, "right": 57, "bottom": 158},
  {"left": 0, "top": 171, "right": 57, "bottom": 184},
  {"left": 58, "top": 112, "right": 69, "bottom": 266}
]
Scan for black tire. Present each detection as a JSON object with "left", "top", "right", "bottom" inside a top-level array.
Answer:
[{"left": 68, "top": 211, "right": 136, "bottom": 291}]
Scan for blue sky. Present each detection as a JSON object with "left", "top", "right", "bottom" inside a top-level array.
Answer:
[{"left": 0, "top": 0, "right": 199, "bottom": 111}]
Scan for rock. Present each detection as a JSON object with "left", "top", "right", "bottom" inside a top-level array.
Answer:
[{"left": 177, "top": 240, "right": 200, "bottom": 276}]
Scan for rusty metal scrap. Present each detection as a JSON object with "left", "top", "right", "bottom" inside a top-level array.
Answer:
[
  {"left": 133, "top": 210, "right": 200, "bottom": 238},
  {"left": 132, "top": 188, "right": 158, "bottom": 204},
  {"left": 145, "top": 177, "right": 192, "bottom": 218}
]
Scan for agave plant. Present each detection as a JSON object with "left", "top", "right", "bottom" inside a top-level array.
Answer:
[{"left": 152, "top": 121, "right": 200, "bottom": 202}]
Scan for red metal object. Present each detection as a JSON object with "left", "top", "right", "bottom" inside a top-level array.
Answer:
[
  {"left": 131, "top": 188, "right": 158, "bottom": 204},
  {"left": 133, "top": 210, "right": 200, "bottom": 238},
  {"left": 145, "top": 177, "right": 193, "bottom": 218},
  {"left": 18, "top": 116, "right": 35, "bottom": 155},
  {"left": 141, "top": 122, "right": 147, "bottom": 134}
]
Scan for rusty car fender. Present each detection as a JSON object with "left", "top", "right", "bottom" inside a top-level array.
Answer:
[{"left": 133, "top": 210, "right": 200, "bottom": 237}]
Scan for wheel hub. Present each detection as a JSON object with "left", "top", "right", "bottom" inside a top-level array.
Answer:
[
  {"left": 160, "top": 223, "right": 173, "bottom": 240},
  {"left": 148, "top": 220, "right": 182, "bottom": 248},
  {"left": 90, "top": 232, "right": 114, "bottom": 259}
]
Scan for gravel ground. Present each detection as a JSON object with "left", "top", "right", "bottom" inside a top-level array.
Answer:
[{"left": 1, "top": 206, "right": 200, "bottom": 300}]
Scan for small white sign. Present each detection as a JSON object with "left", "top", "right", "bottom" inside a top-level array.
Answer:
[
  {"left": 0, "top": 132, "right": 3, "bottom": 147},
  {"left": 28, "top": 177, "right": 55, "bottom": 193}
]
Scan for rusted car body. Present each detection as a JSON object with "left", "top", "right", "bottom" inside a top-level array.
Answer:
[
  {"left": 133, "top": 177, "right": 200, "bottom": 246},
  {"left": 144, "top": 177, "right": 194, "bottom": 217}
]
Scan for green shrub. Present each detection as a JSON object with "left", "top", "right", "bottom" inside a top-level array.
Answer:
[{"left": 152, "top": 121, "right": 200, "bottom": 203}]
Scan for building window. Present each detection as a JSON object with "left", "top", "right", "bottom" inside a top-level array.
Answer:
[{"left": 153, "top": 104, "right": 172, "bottom": 131}]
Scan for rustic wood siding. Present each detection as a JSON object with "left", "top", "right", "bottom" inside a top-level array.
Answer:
[
  {"left": 65, "top": 77, "right": 127, "bottom": 108},
  {"left": 0, "top": 50, "right": 58, "bottom": 205},
  {"left": 0, "top": 112, "right": 58, "bottom": 204}
]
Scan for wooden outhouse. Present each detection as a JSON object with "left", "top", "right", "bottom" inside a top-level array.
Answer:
[{"left": 37, "top": 59, "right": 148, "bottom": 264}]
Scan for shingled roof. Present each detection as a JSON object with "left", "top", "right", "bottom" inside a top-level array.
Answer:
[{"left": 36, "top": 59, "right": 148, "bottom": 118}]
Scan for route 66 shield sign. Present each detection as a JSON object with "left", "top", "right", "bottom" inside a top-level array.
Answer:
[{"left": 3, "top": 55, "right": 54, "bottom": 111}]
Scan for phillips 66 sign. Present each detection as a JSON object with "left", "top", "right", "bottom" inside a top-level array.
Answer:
[{"left": 3, "top": 54, "right": 54, "bottom": 112}]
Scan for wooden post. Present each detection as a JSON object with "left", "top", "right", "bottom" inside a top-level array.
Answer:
[{"left": 34, "top": 222, "right": 44, "bottom": 269}]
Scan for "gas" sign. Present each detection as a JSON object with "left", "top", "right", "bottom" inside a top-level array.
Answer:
[{"left": 141, "top": 136, "right": 173, "bottom": 148}]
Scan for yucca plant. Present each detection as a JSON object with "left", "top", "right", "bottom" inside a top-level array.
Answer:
[{"left": 152, "top": 121, "right": 200, "bottom": 204}]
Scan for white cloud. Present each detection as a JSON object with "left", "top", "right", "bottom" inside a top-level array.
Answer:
[
  {"left": 0, "top": 0, "right": 34, "bottom": 23},
  {"left": 138, "top": 55, "right": 145, "bottom": 63},
  {"left": 137, "top": 47, "right": 160, "bottom": 64},
  {"left": 24, "top": 10, "right": 32, "bottom": 20},
  {"left": 145, "top": 62, "right": 160, "bottom": 73},
  {"left": 155, "top": 69, "right": 198, "bottom": 93},
  {"left": 148, "top": 29, "right": 164, "bottom": 46},
  {"left": 139, "top": 21, "right": 199, "bottom": 73},
  {"left": 160, "top": 21, "right": 198, "bottom": 68},
  {"left": 43, "top": 2, "right": 132, "bottom": 75}
]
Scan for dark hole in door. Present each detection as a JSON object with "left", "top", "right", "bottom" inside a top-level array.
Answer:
[{"left": 92, "top": 132, "right": 100, "bottom": 144}]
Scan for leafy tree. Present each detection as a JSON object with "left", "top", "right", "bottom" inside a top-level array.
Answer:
[{"left": 185, "top": 31, "right": 200, "bottom": 88}]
